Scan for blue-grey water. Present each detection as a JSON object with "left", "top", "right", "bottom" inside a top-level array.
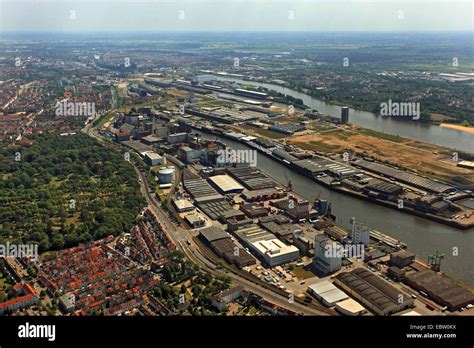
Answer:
[
  {"left": 199, "top": 131, "right": 474, "bottom": 286},
  {"left": 204, "top": 75, "right": 474, "bottom": 154}
]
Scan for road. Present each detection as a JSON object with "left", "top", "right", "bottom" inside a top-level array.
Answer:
[
  {"left": 134, "top": 158, "right": 329, "bottom": 315},
  {"left": 82, "top": 98, "right": 329, "bottom": 316}
]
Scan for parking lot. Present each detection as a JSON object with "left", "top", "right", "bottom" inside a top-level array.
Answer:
[{"left": 242, "top": 255, "right": 371, "bottom": 298}]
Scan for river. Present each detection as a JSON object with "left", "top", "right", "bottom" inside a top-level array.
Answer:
[
  {"left": 201, "top": 75, "right": 474, "bottom": 154},
  {"left": 199, "top": 131, "right": 474, "bottom": 286}
]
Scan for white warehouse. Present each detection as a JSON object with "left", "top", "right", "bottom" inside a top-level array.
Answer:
[
  {"left": 307, "top": 280, "right": 349, "bottom": 307},
  {"left": 252, "top": 239, "right": 300, "bottom": 267}
]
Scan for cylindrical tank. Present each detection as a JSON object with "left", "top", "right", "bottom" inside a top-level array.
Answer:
[{"left": 157, "top": 166, "right": 175, "bottom": 184}]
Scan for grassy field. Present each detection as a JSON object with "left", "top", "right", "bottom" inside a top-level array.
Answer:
[
  {"left": 431, "top": 113, "right": 455, "bottom": 122},
  {"left": 289, "top": 265, "right": 316, "bottom": 279},
  {"left": 357, "top": 128, "right": 405, "bottom": 143},
  {"left": 197, "top": 100, "right": 233, "bottom": 108},
  {"left": 296, "top": 140, "right": 340, "bottom": 153}
]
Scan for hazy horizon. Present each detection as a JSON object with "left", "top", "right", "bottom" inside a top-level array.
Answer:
[{"left": 1, "top": 0, "right": 472, "bottom": 33}]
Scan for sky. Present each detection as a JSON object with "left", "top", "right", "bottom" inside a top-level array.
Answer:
[{"left": 0, "top": 0, "right": 472, "bottom": 33}]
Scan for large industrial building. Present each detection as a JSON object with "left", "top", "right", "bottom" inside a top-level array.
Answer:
[
  {"left": 144, "top": 151, "right": 166, "bottom": 166},
  {"left": 324, "top": 163, "right": 357, "bottom": 180},
  {"left": 234, "top": 225, "right": 299, "bottom": 266},
  {"left": 307, "top": 281, "right": 349, "bottom": 307},
  {"left": 349, "top": 217, "right": 370, "bottom": 246},
  {"left": 363, "top": 180, "right": 403, "bottom": 201},
  {"left": 197, "top": 200, "right": 235, "bottom": 221},
  {"left": 199, "top": 226, "right": 229, "bottom": 244},
  {"left": 353, "top": 159, "right": 455, "bottom": 194},
  {"left": 184, "top": 214, "right": 205, "bottom": 229},
  {"left": 167, "top": 132, "right": 189, "bottom": 144},
  {"left": 234, "top": 88, "right": 268, "bottom": 99},
  {"left": 199, "top": 227, "right": 256, "bottom": 268},
  {"left": 389, "top": 250, "right": 415, "bottom": 268},
  {"left": 226, "top": 166, "right": 276, "bottom": 191},
  {"left": 335, "top": 298, "right": 366, "bottom": 316},
  {"left": 403, "top": 269, "right": 474, "bottom": 311},
  {"left": 312, "top": 234, "right": 342, "bottom": 275},
  {"left": 240, "top": 203, "right": 269, "bottom": 219},
  {"left": 259, "top": 215, "right": 295, "bottom": 242},
  {"left": 334, "top": 268, "right": 414, "bottom": 316},
  {"left": 293, "top": 157, "right": 334, "bottom": 176},
  {"left": 172, "top": 198, "right": 195, "bottom": 212},
  {"left": 178, "top": 143, "right": 222, "bottom": 165},
  {"left": 183, "top": 172, "right": 224, "bottom": 203},
  {"left": 241, "top": 188, "right": 285, "bottom": 202},
  {"left": 188, "top": 107, "right": 260, "bottom": 124},
  {"left": 208, "top": 174, "right": 245, "bottom": 195},
  {"left": 271, "top": 196, "right": 313, "bottom": 221},
  {"left": 252, "top": 239, "right": 300, "bottom": 267},
  {"left": 272, "top": 148, "right": 299, "bottom": 163},
  {"left": 457, "top": 160, "right": 474, "bottom": 169}
]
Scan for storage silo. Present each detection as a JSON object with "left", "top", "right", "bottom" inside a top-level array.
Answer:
[{"left": 157, "top": 166, "right": 175, "bottom": 184}]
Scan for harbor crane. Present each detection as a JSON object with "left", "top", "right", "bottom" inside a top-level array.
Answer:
[{"left": 428, "top": 250, "right": 445, "bottom": 272}]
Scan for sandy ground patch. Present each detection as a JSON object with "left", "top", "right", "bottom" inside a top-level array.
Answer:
[{"left": 440, "top": 123, "right": 474, "bottom": 134}]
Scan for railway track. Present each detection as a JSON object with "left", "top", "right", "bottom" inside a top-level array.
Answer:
[
  {"left": 191, "top": 236, "right": 337, "bottom": 316},
  {"left": 84, "top": 121, "right": 331, "bottom": 315}
]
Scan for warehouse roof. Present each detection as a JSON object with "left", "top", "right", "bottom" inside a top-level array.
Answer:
[
  {"left": 226, "top": 166, "right": 276, "bottom": 190},
  {"left": 241, "top": 188, "right": 281, "bottom": 201},
  {"left": 141, "top": 135, "right": 162, "bottom": 143},
  {"left": 235, "top": 225, "right": 274, "bottom": 243},
  {"left": 144, "top": 151, "right": 163, "bottom": 160},
  {"left": 335, "top": 268, "right": 412, "bottom": 312},
  {"left": 272, "top": 148, "right": 299, "bottom": 162},
  {"left": 211, "top": 238, "right": 256, "bottom": 267},
  {"left": 252, "top": 238, "right": 299, "bottom": 257},
  {"left": 354, "top": 159, "right": 455, "bottom": 194},
  {"left": 198, "top": 200, "right": 234, "bottom": 220},
  {"left": 308, "top": 280, "right": 349, "bottom": 305},
  {"left": 308, "top": 281, "right": 337, "bottom": 294},
  {"left": 404, "top": 269, "right": 474, "bottom": 310},
  {"left": 120, "top": 123, "right": 135, "bottom": 133},
  {"left": 240, "top": 203, "right": 268, "bottom": 218},
  {"left": 210, "top": 238, "right": 235, "bottom": 254},
  {"left": 183, "top": 177, "right": 223, "bottom": 202},
  {"left": 335, "top": 298, "right": 366, "bottom": 314},
  {"left": 173, "top": 199, "right": 195, "bottom": 211},
  {"left": 185, "top": 214, "right": 203, "bottom": 224},
  {"left": 200, "top": 227, "right": 229, "bottom": 243},
  {"left": 294, "top": 158, "right": 333, "bottom": 174},
  {"left": 391, "top": 250, "right": 415, "bottom": 259},
  {"left": 208, "top": 175, "right": 244, "bottom": 194},
  {"left": 366, "top": 180, "right": 403, "bottom": 195}
]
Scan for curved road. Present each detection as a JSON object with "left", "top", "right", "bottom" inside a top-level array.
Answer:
[
  {"left": 135, "top": 165, "right": 329, "bottom": 316},
  {"left": 83, "top": 106, "right": 330, "bottom": 316}
]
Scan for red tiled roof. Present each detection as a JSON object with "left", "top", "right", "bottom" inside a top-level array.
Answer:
[{"left": 0, "top": 283, "right": 37, "bottom": 310}]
